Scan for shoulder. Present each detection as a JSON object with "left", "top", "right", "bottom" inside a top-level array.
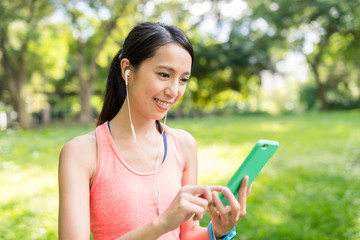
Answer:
[
  {"left": 61, "top": 130, "right": 97, "bottom": 158},
  {"left": 169, "top": 127, "right": 197, "bottom": 168},
  {"left": 168, "top": 127, "right": 199, "bottom": 184},
  {"left": 59, "top": 130, "right": 97, "bottom": 178},
  {"left": 170, "top": 128, "right": 197, "bottom": 152}
]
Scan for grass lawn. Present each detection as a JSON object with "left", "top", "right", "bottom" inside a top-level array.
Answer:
[{"left": 0, "top": 111, "right": 359, "bottom": 239}]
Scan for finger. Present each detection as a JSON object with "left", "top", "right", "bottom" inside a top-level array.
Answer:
[
  {"left": 208, "top": 201, "right": 220, "bottom": 220},
  {"left": 198, "top": 186, "right": 225, "bottom": 204},
  {"left": 223, "top": 188, "right": 240, "bottom": 223},
  {"left": 186, "top": 203, "right": 206, "bottom": 221},
  {"left": 238, "top": 176, "right": 249, "bottom": 201},
  {"left": 184, "top": 185, "right": 213, "bottom": 203},
  {"left": 209, "top": 185, "right": 226, "bottom": 192},
  {"left": 212, "top": 191, "right": 226, "bottom": 216},
  {"left": 177, "top": 193, "right": 209, "bottom": 221},
  {"left": 187, "top": 193, "right": 212, "bottom": 221},
  {"left": 238, "top": 176, "right": 249, "bottom": 218},
  {"left": 247, "top": 183, "right": 253, "bottom": 197},
  {"left": 198, "top": 185, "right": 225, "bottom": 201},
  {"left": 223, "top": 188, "right": 240, "bottom": 211},
  {"left": 187, "top": 194, "right": 210, "bottom": 209},
  {"left": 189, "top": 200, "right": 208, "bottom": 221}
]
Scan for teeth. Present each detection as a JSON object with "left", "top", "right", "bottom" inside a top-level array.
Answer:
[{"left": 155, "top": 98, "right": 170, "bottom": 107}]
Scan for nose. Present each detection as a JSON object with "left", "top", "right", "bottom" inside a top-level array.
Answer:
[{"left": 165, "top": 82, "right": 179, "bottom": 98}]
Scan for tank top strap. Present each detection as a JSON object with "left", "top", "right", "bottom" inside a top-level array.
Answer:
[{"left": 161, "top": 124, "right": 185, "bottom": 170}]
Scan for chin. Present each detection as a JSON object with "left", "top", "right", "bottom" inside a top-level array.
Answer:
[{"left": 154, "top": 113, "right": 168, "bottom": 121}]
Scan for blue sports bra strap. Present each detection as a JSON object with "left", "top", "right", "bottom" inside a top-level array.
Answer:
[
  {"left": 162, "top": 131, "right": 167, "bottom": 163},
  {"left": 107, "top": 121, "right": 111, "bottom": 134}
]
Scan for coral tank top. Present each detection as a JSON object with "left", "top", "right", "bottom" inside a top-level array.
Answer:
[{"left": 90, "top": 122, "right": 184, "bottom": 240}]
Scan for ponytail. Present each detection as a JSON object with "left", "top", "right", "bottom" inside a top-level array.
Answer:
[{"left": 97, "top": 50, "right": 126, "bottom": 126}]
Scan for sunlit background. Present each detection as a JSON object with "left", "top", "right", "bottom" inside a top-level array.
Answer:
[{"left": 0, "top": 0, "right": 359, "bottom": 239}]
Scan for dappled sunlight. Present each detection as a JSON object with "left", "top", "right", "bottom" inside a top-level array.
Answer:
[
  {"left": 258, "top": 122, "right": 294, "bottom": 133},
  {"left": 258, "top": 209, "right": 286, "bottom": 226},
  {"left": 0, "top": 162, "right": 57, "bottom": 205},
  {"left": 0, "top": 161, "right": 58, "bottom": 239}
]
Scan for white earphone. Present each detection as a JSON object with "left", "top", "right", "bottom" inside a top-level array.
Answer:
[
  {"left": 124, "top": 69, "right": 130, "bottom": 85},
  {"left": 124, "top": 69, "right": 136, "bottom": 140}
]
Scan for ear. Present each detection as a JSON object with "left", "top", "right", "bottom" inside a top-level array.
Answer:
[{"left": 120, "top": 58, "right": 132, "bottom": 82}]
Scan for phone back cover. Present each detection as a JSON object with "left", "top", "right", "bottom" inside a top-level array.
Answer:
[{"left": 219, "top": 139, "right": 279, "bottom": 205}]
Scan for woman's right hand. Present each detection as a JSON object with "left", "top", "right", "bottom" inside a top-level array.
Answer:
[{"left": 158, "top": 185, "right": 224, "bottom": 232}]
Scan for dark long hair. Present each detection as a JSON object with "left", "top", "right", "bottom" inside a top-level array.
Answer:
[{"left": 97, "top": 22, "right": 194, "bottom": 126}]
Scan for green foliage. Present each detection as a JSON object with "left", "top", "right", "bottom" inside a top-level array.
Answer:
[
  {"left": 300, "top": 79, "right": 360, "bottom": 111},
  {"left": 0, "top": 0, "right": 58, "bottom": 128},
  {"left": 246, "top": 0, "right": 360, "bottom": 111},
  {"left": 2, "top": 0, "right": 360, "bottom": 125},
  {"left": 299, "top": 82, "right": 319, "bottom": 110},
  {"left": 1, "top": 111, "right": 359, "bottom": 239}
]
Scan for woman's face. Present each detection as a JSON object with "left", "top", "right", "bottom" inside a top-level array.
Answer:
[{"left": 128, "top": 43, "right": 192, "bottom": 121}]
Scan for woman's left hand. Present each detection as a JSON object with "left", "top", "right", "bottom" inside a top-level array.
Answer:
[{"left": 208, "top": 176, "right": 252, "bottom": 238}]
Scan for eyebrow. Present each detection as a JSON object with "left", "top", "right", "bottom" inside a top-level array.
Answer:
[{"left": 157, "top": 65, "right": 191, "bottom": 76}]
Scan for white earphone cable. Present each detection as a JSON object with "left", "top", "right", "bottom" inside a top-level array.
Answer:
[
  {"left": 125, "top": 75, "right": 137, "bottom": 141},
  {"left": 125, "top": 73, "right": 167, "bottom": 215}
]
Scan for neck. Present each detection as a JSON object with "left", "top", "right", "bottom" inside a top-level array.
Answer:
[{"left": 110, "top": 102, "right": 161, "bottom": 141}]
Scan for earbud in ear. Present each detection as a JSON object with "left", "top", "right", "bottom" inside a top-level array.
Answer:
[
  {"left": 124, "top": 69, "right": 130, "bottom": 85},
  {"left": 123, "top": 68, "right": 136, "bottom": 140}
]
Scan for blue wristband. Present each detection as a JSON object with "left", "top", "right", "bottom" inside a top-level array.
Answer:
[
  {"left": 207, "top": 221, "right": 215, "bottom": 240},
  {"left": 207, "top": 221, "right": 237, "bottom": 240}
]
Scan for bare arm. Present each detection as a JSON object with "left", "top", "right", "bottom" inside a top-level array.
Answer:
[
  {"left": 173, "top": 129, "right": 210, "bottom": 240},
  {"left": 58, "top": 133, "right": 96, "bottom": 240}
]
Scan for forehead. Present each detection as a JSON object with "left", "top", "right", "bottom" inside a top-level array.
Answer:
[{"left": 143, "top": 43, "right": 192, "bottom": 73}]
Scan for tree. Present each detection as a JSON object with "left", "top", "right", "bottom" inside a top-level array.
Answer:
[
  {"left": 58, "top": 0, "right": 142, "bottom": 123},
  {"left": 181, "top": 3, "right": 276, "bottom": 114},
  {"left": 246, "top": 0, "right": 360, "bottom": 110},
  {"left": 0, "top": 0, "right": 55, "bottom": 129}
]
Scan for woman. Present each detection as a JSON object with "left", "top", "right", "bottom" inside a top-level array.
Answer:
[{"left": 59, "top": 22, "right": 251, "bottom": 240}]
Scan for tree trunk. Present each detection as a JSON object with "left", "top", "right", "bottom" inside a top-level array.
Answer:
[
  {"left": 310, "top": 62, "right": 327, "bottom": 111},
  {"left": 0, "top": 0, "right": 52, "bottom": 130},
  {"left": 77, "top": 40, "right": 94, "bottom": 123},
  {"left": 76, "top": 19, "right": 118, "bottom": 123},
  {"left": 4, "top": 56, "right": 32, "bottom": 130},
  {"left": 17, "top": 95, "right": 31, "bottom": 129},
  {"left": 42, "top": 103, "right": 51, "bottom": 124},
  {"left": 78, "top": 81, "right": 94, "bottom": 123},
  {"left": 7, "top": 78, "right": 32, "bottom": 130}
]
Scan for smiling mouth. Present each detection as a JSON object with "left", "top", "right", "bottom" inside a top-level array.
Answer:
[{"left": 154, "top": 98, "right": 171, "bottom": 108}]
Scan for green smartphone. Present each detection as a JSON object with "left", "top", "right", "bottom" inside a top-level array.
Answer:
[{"left": 219, "top": 139, "right": 279, "bottom": 205}]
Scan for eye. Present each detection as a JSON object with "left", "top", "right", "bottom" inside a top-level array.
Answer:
[
  {"left": 158, "top": 73, "right": 170, "bottom": 78},
  {"left": 180, "top": 78, "right": 189, "bottom": 84}
]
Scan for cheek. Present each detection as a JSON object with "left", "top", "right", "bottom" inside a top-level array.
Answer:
[{"left": 173, "top": 87, "right": 186, "bottom": 104}]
